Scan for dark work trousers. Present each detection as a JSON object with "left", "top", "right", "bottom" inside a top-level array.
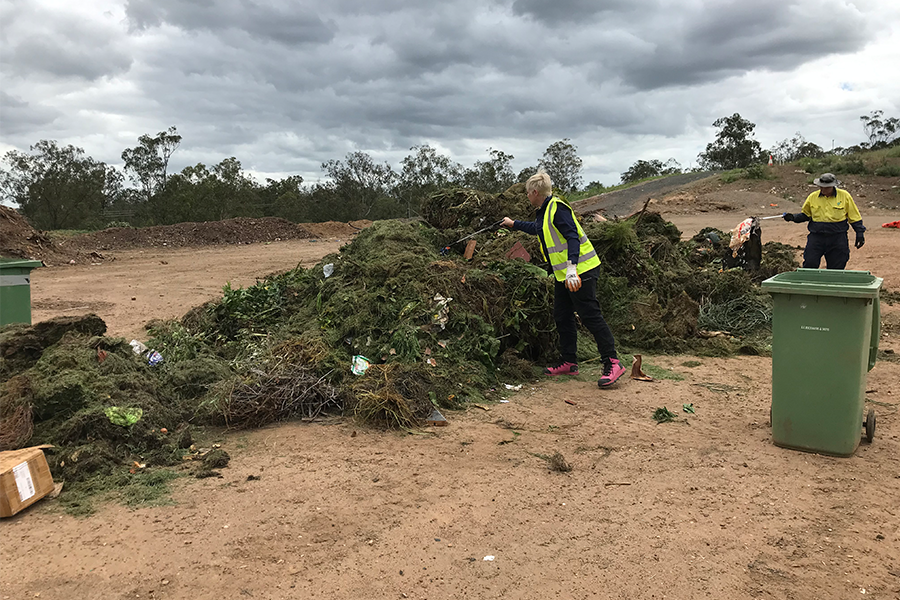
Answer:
[
  {"left": 553, "top": 270, "right": 617, "bottom": 364},
  {"left": 803, "top": 232, "right": 849, "bottom": 270}
]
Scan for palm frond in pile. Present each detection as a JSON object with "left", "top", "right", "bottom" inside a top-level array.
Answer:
[
  {"left": 217, "top": 366, "right": 342, "bottom": 429},
  {"left": 698, "top": 295, "right": 772, "bottom": 337}
]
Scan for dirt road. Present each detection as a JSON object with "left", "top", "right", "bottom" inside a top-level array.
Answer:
[
  {"left": 29, "top": 238, "right": 346, "bottom": 342},
  {"left": 4, "top": 210, "right": 900, "bottom": 600}
]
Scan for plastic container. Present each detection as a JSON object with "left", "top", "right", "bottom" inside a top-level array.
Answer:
[
  {"left": 762, "top": 269, "right": 882, "bottom": 456},
  {"left": 0, "top": 259, "right": 43, "bottom": 327}
]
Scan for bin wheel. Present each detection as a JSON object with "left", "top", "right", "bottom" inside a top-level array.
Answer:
[{"left": 865, "top": 409, "right": 875, "bottom": 443}]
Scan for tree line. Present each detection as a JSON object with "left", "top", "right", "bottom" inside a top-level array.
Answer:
[
  {"left": 620, "top": 109, "right": 899, "bottom": 184},
  {"left": 0, "top": 131, "right": 585, "bottom": 231},
  {"left": 1, "top": 110, "right": 896, "bottom": 231}
]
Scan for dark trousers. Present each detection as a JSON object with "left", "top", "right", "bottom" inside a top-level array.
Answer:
[
  {"left": 553, "top": 271, "right": 617, "bottom": 364},
  {"left": 803, "top": 233, "right": 849, "bottom": 270}
]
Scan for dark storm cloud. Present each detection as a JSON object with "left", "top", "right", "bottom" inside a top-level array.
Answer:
[
  {"left": 124, "top": 0, "right": 334, "bottom": 45},
  {"left": 510, "top": 0, "right": 635, "bottom": 24},
  {"left": 617, "top": 0, "right": 870, "bottom": 89}
]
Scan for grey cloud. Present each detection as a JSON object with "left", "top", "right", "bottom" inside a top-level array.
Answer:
[
  {"left": 1, "top": 0, "right": 894, "bottom": 188},
  {"left": 510, "top": 0, "right": 635, "bottom": 24},
  {"left": 0, "top": 92, "right": 61, "bottom": 135},
  {"left": 6, "top": 36, "right": 132, "bottom": 81},
  {"left": 125, "top": 0, "right": 334, "bottom": 45},
  {"left": 1, "top": 7, "right": 132, "bottom": 81},
  {"left": 616, "top": 0, "right": 870, "bottom": 89}
]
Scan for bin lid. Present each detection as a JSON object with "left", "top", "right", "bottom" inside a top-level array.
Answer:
[
  {"left": 0, "top": 259, "right": 44, "bottom": 271},
  {"left": 762, "top": 268, "right": 883, "bottom": 299}
]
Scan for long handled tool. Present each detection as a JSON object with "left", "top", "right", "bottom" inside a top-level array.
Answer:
[
  {"left": 759, "top": 214, "right": 785, "bottom": 220},
  {"left": 450, "top": 220, "right": 504, "bottom": 245},
  {"left": 440, "top": 220, "right": 504, "bottom": 254}
]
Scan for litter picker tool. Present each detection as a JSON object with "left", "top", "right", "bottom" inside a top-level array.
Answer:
[
  {"left": 759, "top": 214, "right": 785, "bottom": 220},
  {"left": 440, "top": 220, "right": 504, "bottom": 255}
]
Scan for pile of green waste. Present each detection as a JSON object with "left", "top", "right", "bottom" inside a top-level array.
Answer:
[
  {"left": 0, "top": 184, "right": 799, "bottom": 496},
  {"left": 0, "top": 316, "right": 219, "bottom": 489}
]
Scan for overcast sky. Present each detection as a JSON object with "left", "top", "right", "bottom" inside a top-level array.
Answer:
[{"left": 2, "top": 0, "right": 899, "bottom": 188}]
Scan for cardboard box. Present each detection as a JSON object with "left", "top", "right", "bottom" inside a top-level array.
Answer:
[{"left": 0, "top": 446, "right": 55, "bottom": 518}]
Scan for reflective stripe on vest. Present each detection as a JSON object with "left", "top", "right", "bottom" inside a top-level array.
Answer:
[{"left": 541, "top": 198, "right": 601, "bottom": 282}]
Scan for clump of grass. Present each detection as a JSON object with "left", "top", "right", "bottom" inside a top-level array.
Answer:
[
  {"left": 681, "top": 360, "right": 702, "bottom": 368},
  {"left": 58, "top": 468, "right": 181, "bottom": 516},
  {"left": 652, "top": 407, "right": 677, "bottom": 423},
  {"left": 548, "top": 452, "right": 572, "bottom": 472}
]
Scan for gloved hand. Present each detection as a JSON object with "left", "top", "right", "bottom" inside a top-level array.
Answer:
[
  {"left": 855, "top": 234, "right": 865, "bottom": 249},
  {"left": 782, "top": 213, "right": 794, "bottom": 222},
  {"left": 565, "top": 261, "right": 582, "bottom": 292}
]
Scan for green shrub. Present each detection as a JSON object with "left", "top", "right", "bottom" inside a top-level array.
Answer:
[
  {"left": 720, "top": 169, "right": 743, "bottom": 184},
  {"left": 719, "top": 165, "right": 772, "bottom": 183},
  {"left": 874, "top": 162, "right": 900, "bottom": 177},
  {"left": 798, "top": 157, "right": 834, "bottom": 173},
  {"left": 744, "top": 164, "right": 773, "bottom": 180},
  {"left": 833, "top": 157, "right": 868, "bottom": 174}
]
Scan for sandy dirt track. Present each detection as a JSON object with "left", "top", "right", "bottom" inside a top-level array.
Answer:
[{"left": 29, "top": 238, "right": 346, "bottom": 342}]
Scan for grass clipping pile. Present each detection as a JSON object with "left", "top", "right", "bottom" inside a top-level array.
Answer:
[{"left": 0, "top": 184, "right": 796, "bottom": 511}]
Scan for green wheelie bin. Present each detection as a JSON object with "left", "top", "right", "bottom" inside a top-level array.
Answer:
[
  {"left": 762, "top": 269, "right": 882, "bottom": 457},
  {"left": 0, "top": 259, "right": 44, "bottom": 327}
]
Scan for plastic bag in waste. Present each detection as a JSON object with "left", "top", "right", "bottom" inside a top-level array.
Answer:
[{"left": 351, "top": 355, "right": 371, "bottom": 375}]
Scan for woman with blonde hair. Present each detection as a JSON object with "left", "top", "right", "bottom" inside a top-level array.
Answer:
[{"left": 501, "top": 171, "right": 625, "bottom": 388}]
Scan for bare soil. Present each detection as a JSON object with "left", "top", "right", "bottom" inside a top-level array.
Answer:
[
  {"left": 62, "top": 217, "right": 313, "bottom": 253},
  {"left": 2, "top": 183, "right": 900, "bottom": 600}
]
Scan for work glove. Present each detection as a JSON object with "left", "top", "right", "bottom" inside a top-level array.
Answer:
[
  {"left": 782, "top": 213, "right": 794, "bottom": 222},
  {"left": 565, "top": 261, "right": 582, "bottom": 292},
  {"left": 855, "top": 234, "right": 865, "bottom": 249}
]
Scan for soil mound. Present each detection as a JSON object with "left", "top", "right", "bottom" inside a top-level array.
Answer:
[
  {"left": 300, "top": 220, "right": 373, "bottom": 238},
  {"left": 655, "top": 190, "right": 803, "bottom": 216},
  {"left": 65, "top": 217, "right": 313, "bottom": 252},
  {"left": 0, "top": 205, "right": 80, "bottom": 264}
]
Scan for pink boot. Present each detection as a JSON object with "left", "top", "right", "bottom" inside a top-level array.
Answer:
[
  {"left": 598, "top": 358, "right": 625, "bottom": 387},
  {"left": 544, "top": 361, "right": 578, "bottom": 376}
]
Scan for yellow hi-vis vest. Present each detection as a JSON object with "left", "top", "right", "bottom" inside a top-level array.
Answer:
[{"left": 541, "top": 197, "right": 601, "bottom": 282}]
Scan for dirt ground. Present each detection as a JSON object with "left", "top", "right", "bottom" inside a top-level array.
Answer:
[
  {"left": 2, "top": 198, "right": 900, "bottom": 599},
  {"left": 28, "top": 239, "right": 348, "bottom": 342}
]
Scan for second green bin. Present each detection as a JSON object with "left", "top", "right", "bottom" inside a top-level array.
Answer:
[
  {"left": 762, "top": 268, "right": 882, "bottom": 457},
  {"left": 0, "top": 259, "right": 44, "bottom": 328}
]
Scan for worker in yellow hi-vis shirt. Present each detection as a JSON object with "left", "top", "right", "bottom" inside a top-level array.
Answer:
[{"left": 783, "top": 172, "right": 866, "bottom": 269}]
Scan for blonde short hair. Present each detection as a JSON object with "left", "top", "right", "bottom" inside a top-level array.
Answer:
[{"left": 526, "top": 170, "right": 552, "bottom": 198}]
